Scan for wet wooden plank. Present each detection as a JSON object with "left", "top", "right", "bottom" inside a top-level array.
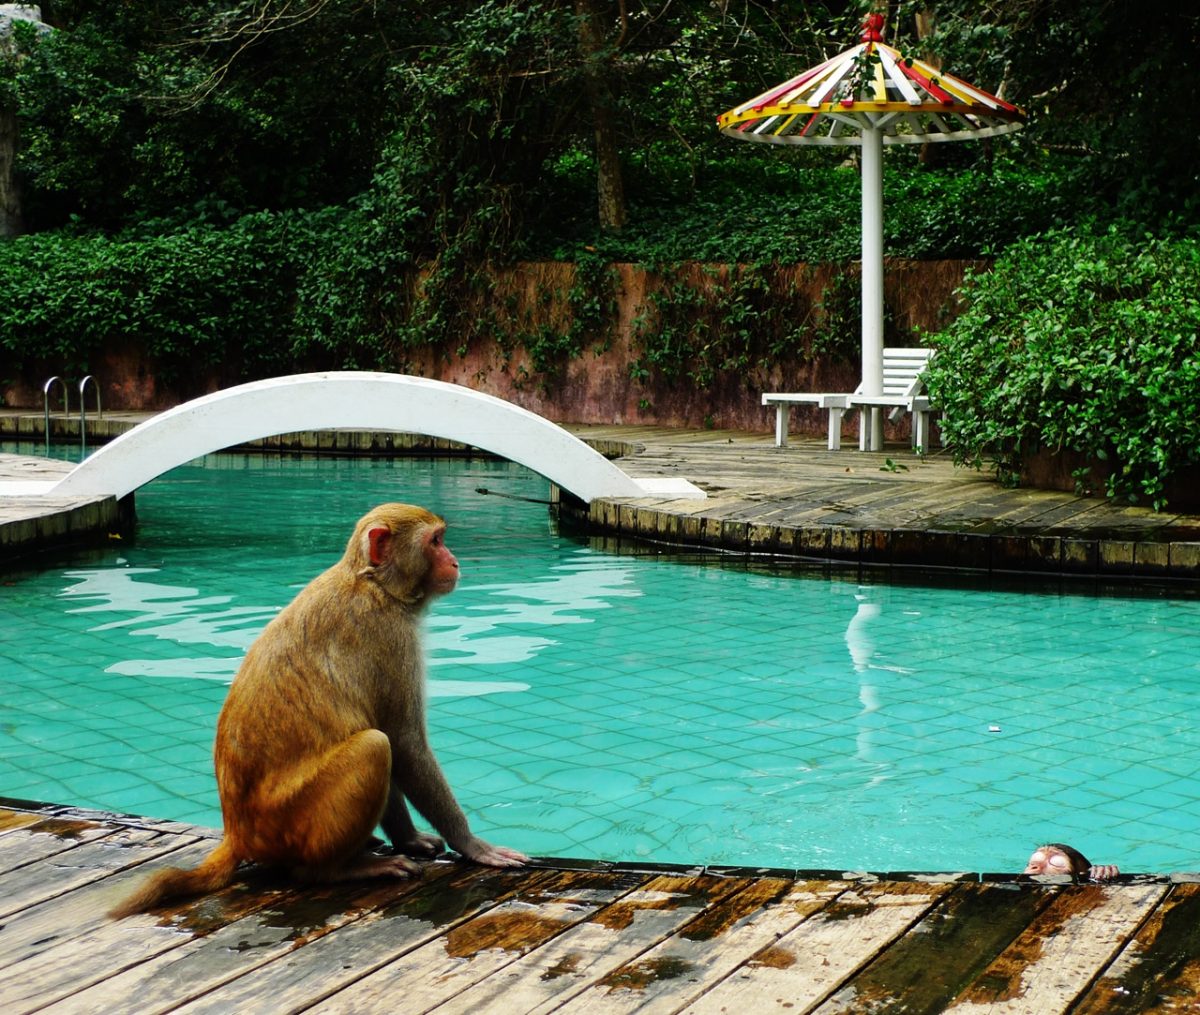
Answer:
[
  {"left": 523, "top": 877, "right": 851, "bottom": 1015},
  {"left": 6, "top": 859, "right": 303, "bottom": 1015},
  {"left": 1073, "top": 882, "right": 1200, "bottom": 1014},
  {"left": 164, "top": 865, "right": 578, "bottom": 1015},
  {"left": 941, "top": 881, "right": 1168, "bottom": 1013},
  {"left": 306, "top": 872, "right": 739, "bottom": 1015},
  {"left": 677, "top": 880, "right": 953, "bottom": 1014},
  {"left": 32, "top": 868, "right": 461, "bottom": 1015},
  {"left": 0, "top": 825, "right": 197, "bottom": 919},
  {"left": 812, "top": 882, "right": 1059, "bottom": 1014},
  {"left": 0, "top": 838, "right": 211, "bottom": 976}
]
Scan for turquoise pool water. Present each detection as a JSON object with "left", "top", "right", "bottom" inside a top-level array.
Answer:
[{"left": 2, "top": 450, "right": 1200, "bottom": 874}]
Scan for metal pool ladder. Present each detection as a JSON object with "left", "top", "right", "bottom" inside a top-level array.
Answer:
[{"left": 42, "top": 375, "right": 103, "bottom": 455}]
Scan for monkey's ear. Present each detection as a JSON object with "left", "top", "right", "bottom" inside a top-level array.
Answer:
[{"left": 367, "top": 526, "right": 393, "bottom": 567}]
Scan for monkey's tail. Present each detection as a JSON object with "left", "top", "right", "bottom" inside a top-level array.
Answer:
[{"left": 108, "top": 838, "right": 240, "bottom": 919}]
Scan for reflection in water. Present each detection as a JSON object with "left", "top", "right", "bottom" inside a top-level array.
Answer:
[
  {"left": 845, "top": 595, "right": 882, "bottom": 675},
  {"left": 59, "top": 558, "right": 641, "bottom": 699},
  {"left": 846, "top": 594, "right": 881, "bottom": 779},
  {"left": 844, "top": 591, "right": 907, "bottom": 789}
]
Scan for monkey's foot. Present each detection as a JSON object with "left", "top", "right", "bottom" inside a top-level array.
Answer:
[
  {"left": 392, "top": 831, "right": 445, "bottom": 858},
  {"left": 295, "top": 853, "right": 422, "bottom": 884},
  {"left": 346, "top": 854, "right": 424, "bottom": 881}
]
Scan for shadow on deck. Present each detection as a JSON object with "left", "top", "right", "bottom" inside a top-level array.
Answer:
[{"left": 3, "top": 800, "right": 1198, "bottom": 1014}]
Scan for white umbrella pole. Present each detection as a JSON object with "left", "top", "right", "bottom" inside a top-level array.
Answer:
[{"left": 860, "top": 123, "right": 885, "bottom": 451}]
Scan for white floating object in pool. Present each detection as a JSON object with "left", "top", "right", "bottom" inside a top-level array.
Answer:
[{"left": 988, "top": 725, "right": 1002, "bottom": 733}]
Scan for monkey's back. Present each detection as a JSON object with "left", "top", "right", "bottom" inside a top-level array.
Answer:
[{"left": 215, "top": 562, "right": 420, "bottom": 822}]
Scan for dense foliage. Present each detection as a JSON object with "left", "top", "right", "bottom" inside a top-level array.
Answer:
[
  {"left": 924, "top": 226, "right": 1200, "bottom": 508},
  {"left": 6, "top": 1, "right": 1196, "bottom": 245},
  {"left": 2, "top": 1, "right": 1199, "bottom": 504},
  {"left": 0, "top": 211, "right": 317, "bottom": 383}
]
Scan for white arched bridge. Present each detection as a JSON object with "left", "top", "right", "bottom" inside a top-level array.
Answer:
[{"left": 1, "top": 372, "right": 705, "bottom": 503}]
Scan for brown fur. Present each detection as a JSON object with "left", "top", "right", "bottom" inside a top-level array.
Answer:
[
  {"left": 1043, "top": 842, "right": 1091, "bottom": 874},
  {"left": 109, "top": 503, "right": 526, "bottom": 919}
]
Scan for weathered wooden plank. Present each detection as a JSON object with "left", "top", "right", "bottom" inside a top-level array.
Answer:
[
  {"left": 1072, "top": 882, "right": 1200, "bottom": 1014},
  {"left": 957, "top": 490, "right": 1108, "bottom": 532},
  {"left": 308, "top": 872, "right": 739, "bottom": 1015},
  {"left": 0, "top": 825, "right": 184, "bottom": 919},
  {"left": 941, "top": 881, "right": 1168, "bottom": 1013},
  {"left": 677, "top": 880, "right": 953, "bottom": 1014},
  {"left": 0, "top": 808, "right": 44, "bottom": 835},
  {"left": 811, "top": 882, "right": 1059, "bottom": 1014},
  {"left": 865, "top": 485, "right": 1002, "bottom": 527},
  {"left": 422, "top": 875, "right": 796, "bottom": 1015},
  {"left": 6, "top": 861, "right": 317, "bottom": 1014},
  {"left": 0, "top": 837, "right": 210, "bottom": 974},
  {"left": 33, "top": 866, "right": 459, "bottom": 1015},
  {"left": 165, "top": 865, "right": 576, "bottom": 1015},
  {"left": 0, "top": 816, "right": 114, "bottom": 877},
  {"left": 505, "top": 877, "right": 851, "bottom": 1015}
]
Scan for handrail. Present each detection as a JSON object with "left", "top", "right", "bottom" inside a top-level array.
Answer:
[
  {"left": 42, "top": 376, "right": 69, "bottom": 456},
  {"left": 79, "top": 375, "right": 102, "bottom": 456}
]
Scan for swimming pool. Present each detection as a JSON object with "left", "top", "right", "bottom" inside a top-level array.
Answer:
[{"left": 2, "top": 450, "right": 1199, "bottom": 874}]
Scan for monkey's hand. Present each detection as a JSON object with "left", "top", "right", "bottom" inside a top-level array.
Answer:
[
  {"left": 392, "top": 831, "right": 445, "bottom": 859},
  {"left": 457, "top": 836, "right": 530, "bottom": 868}
]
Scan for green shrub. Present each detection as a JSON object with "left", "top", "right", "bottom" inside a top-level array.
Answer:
[
  {"left": 0, "top": 212, "right": 315, "bottom": 385},
  {"left": 924, "top": 223, "right": 1200, "bottom": 509}
]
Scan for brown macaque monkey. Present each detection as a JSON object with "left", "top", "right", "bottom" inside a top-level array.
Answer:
[
  {"left": 1023, "top": 843, "right": 1119, "bottom": 882},
  {"left": 110, "top": 503, "right": 528, "bottom": 919}
]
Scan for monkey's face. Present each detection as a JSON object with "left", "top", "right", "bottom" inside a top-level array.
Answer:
[
  {"left": 424, "top": 525, "right": 459, "bottom": 598},
  {"left": 1024, "top": 846, "right": 1075, "bottom": 875},
  {"left": 353, "top": 504, "right": 461, "bottom": 605}
]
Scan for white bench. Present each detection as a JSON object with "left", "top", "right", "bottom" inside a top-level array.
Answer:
[{"left": 762, "top": 347, "right": 934, "bottom": 451}]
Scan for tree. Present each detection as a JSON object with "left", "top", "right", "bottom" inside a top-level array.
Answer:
[
  {"left": 0, "top": 5, "right": 51, "bottom": 236},
  {"left": 575, "top": 0, "right": 627, "bottom": 231},
  {"left": 892, "top": 0, "right": 1200, "bottom": 222}
]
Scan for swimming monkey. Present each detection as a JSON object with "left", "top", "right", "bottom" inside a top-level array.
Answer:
[{"left": 1024, "top": 843, "right": 1118, "bottom": 882}]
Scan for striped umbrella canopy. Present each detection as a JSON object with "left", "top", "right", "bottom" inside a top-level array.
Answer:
[
  {"left": 717, "top": 13, "right": 1027, "bottom": 448},
  {"left": 717, "top": 13, "right": 1025, "bottom": 146}
]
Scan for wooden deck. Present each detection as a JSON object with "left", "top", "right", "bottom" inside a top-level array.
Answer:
[
  {"left": 3, "top": 801, "right": 1199, "bottom": 1014},
  {"left": 572, "top": 425, "right": 1200, "bottom": 582}
]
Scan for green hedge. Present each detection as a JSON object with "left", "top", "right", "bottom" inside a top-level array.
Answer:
[
  {"left": 0, "top": 212, "right": 310, "bottom": 384},
  {"left": 924, "top": 224, "right": 1200, "bottom": 509}
]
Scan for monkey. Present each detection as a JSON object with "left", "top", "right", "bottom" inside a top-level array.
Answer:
[
  {"left": 110, "top": 503, "right": 528, "bottom": 919},
  {"left": 1023, "top": 843, "right": 1119, "bottom": 882}
]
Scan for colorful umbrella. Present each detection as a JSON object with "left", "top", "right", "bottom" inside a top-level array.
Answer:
[{"left": 717, "top": 13, "right": 1027, "bottom": 448}]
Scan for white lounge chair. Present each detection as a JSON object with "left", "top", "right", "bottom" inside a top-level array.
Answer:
[{"left": 762, "top": 346, "right": 934, "bottom": 451}]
